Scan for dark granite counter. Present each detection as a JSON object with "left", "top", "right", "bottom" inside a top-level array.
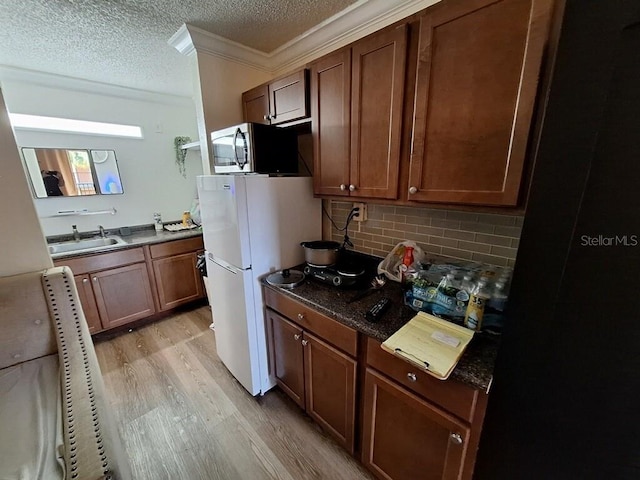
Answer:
[
  {"left": 48, "top": 225, "right": 203, "bottom": 260},
  {"left": 262, "top": 269, "right": 499, "bottom": 391}
]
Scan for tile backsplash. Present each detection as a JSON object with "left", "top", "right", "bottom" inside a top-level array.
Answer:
[{"left": 328, "top": 201, "right": 523, "bottom": 267}]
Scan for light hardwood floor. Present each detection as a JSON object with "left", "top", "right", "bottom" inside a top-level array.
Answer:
[{"left": 95, "top": 306, "right": 374, "bottom": 480}]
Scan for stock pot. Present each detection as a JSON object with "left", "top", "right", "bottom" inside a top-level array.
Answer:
[{"left": 300, "top": 241, "right": 341, "bottom": 267}]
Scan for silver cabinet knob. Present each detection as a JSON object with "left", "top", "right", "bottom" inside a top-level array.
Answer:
[
  {"left": 294, "top": 334, "right": 301, "bottom": 341},
  {"left": 92, "top": 277, "right": 98, "bottom": 282},
  {"left": 340, "top": 184, "right": 347, "bottom": 191},
  {"left": 407, "top": 372, "right": 417, "bottom": 382},
  {"left": 271, "top": 114, "right": 276, "bottom": 120},
  {"left": 301, "top": 339, "right": 309, "bottom": 346},
  {"left": 297, "top": 313, "right": 305, "bottom": 321},
  {"left": 349, "top": 184, "right": 356, "bottom": 192},
  {"left": 83, "top": 278, "right": 89, "bottom": 283},
  {"left": 263, "top": 114, "right": 270, "bottom": 121},
  {"left": 450, "top": 433, "right": 464, "bottom": 445},
  {"left": 409, "top": 186, "right": 418, "bottom": 195}
]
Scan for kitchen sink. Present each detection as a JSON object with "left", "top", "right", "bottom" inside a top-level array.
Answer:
[{"left": 48, "top": 236, "right": 128, "bottom": 256}]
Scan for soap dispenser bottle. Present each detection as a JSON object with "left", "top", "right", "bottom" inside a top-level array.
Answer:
[{"left": 154, "top": 213, "right": 163, "bottom": 232}]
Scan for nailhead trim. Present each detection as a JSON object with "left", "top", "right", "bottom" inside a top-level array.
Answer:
[{"left": 43, "top": 269, "right": 112, "bottom": 477}]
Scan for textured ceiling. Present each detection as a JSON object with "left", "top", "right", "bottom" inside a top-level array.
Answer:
[{"left": 0, "top": 0, "right": 358, "bottom": 96}]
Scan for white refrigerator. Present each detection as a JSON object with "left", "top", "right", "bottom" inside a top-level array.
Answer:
[{"left": 196, "top": 174, "right": 321, "bottom": 395}]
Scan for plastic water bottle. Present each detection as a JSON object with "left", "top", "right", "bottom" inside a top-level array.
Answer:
[
  {"left": 461, "top": 273, "right": 475, "bottom": 294},
  {"left": 483, "top": 281, "right": 509, "bottom": 333},
  {"left": 488, "top": 282, "right": 508, "bottom": 313}
]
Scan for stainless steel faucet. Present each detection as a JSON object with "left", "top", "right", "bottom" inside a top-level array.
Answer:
[
  {"left": 98, "top": 225, "right": 107, "bottom": 238},
  {"left": 72, "top": 225, "right": 80, "bottom": 241}
]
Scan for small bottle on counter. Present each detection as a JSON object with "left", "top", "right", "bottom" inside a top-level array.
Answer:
[
  {"left": 399, "top": 245, "right": 414, "bottom": 283},
  {"left": 154, "top": 213, "right": 163, "bottom": 232},
  {"left": 464, "top": 280, "right": 491, "bottom": 331},
  {"left": 182, "top": 211, "right": 192, "bottom": 227}
]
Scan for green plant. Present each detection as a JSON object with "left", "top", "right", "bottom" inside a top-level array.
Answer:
[{"left": 174, "top": 136, "right": 191, "bottom": 178}]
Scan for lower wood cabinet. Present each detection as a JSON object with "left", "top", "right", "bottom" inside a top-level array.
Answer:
[
  {"left": 264, "top": 288, "right": 489, "bottom": 479},
  {"left": 304, "top": 330, "right": 357, "bottom": 451},
  {"left": 266, "top": 307, "right": 357, "bottom": 453},
  {"left": 74, "top": 274, "right": 102, "bottom": 334},
  {"left": 91, "top": 263, "right": 156, "bottom": 329},
  {"left": 73, "top": 263, "right": 156, "bottom": 332},
  {"left": 57, "top": 236, "right": 204, "bottom": 334},
  {"left": 152, "top": 252, "right": 203, "bottom": 311},
  {"left": 269, "top": 310, "right": 306, "bottom": 408},
  {"left": 149, "top": 236, "right": 205, "bottom": 312},
  {"left": 362, "top": 368, "right": 470, "bottom": 480}
]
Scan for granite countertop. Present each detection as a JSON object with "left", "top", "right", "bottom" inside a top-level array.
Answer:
[
  {"left": 262, "top": 269, "right": 500, "bottom": 391},
  {"left": 48, "top": 225, "right": 203, "bottom": 260}
]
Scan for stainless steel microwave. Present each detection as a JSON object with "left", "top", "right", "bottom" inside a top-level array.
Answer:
[{"left": 210, "top": 122, "right": 298, "bottom": 174}]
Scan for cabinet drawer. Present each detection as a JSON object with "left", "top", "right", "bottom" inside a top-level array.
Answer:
[
  {"left": 366, "top": 337, "right": 479, "bottom": 422},
  {"left": 55, "top": 247, "right": 145, "bottom": 275},
  {"left": 264, "top": 288, "right": 357, "bottom": 357},
  {"left": 149, "top": 236, "right": 204, "bottom": 258}
]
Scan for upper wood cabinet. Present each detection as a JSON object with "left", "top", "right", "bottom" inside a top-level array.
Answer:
[
  {"left": 242, "top": 84, "right": 270, "bottom": 125},
  {"left": 242, "top": 69, "right": 309, "bottom": 125},
  {"left": 350, "top": 26, "right": 407, "bottom": 199},
  {"left": 407, "top": 0, "right": 553, "bottom": 206},
  {"left": 311, "top": 49, "right": 352, "bottom": 197},
  {"left": 312, "top": 26, "right": 408, "bottom": 199}
]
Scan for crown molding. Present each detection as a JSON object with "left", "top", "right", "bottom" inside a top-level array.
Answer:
[
  {"left": 170, "top": 0, "right": 440, "bottom": 74},
  {"left": 167, "top": 24, "right": 196, "bottom": 56},
  {"left": 0, "top": 65, "right": 193, "bottom": 106},
  {"left": 271, "top": 0, "right": 440, "bottom": 74},
  {"left": 181, "top": 25, "right": 272, "bottom": 72}
]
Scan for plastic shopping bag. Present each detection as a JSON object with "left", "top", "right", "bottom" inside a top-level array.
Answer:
[{"left": 377, "top": 241, "right": 426, "bottom": 282}]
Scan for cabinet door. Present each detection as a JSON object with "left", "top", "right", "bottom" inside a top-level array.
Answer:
[
  {"left": 311, "top": 49, "right": 352, "bottom": 196},
  {"left": 269, "top": 70, "right": 309, "bottom": 124},
  {"left": 267, "top": 310, "right": 305, "bottom": 408},
  {"left": 362, "top": 368, "right": 470, "bottom": 480},
  {"left": 350, "top": 25, "right": 407, "bottom": 199},
  {"left": 408, "top": 0, "right": 552, "bottom": 206},
  {"left": 152, "top": 252, "right": 203, "bottom": 311},
  {"left": 91, "top": 262, "right": 156, "bottom": 329},
  {"left": 73, "top": 274, "right": 103, "bottom": 334},
  {"left": 242, "top": 84, "right": 270, "bottom": 124},
  {"left": 303, "top": 331, "right": 357, "bottom": 454}
]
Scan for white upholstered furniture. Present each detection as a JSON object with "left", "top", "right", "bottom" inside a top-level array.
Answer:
[{"left": 0, "top": 266, "right": 131, "bottom": 480}]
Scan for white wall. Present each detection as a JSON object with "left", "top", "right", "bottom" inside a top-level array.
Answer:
[
  {"left": 0, "top": 74, "right": 201, "bottom": 236},
  {"left": 0, "top": 89, "right": 52, "bottom": 276},
  {"left": 193, "top": 53, "right": 272, "bottom": 174}
]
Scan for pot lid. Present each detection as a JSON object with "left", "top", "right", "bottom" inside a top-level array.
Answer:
[{"left": 266, "top": 269, "right": 305, "bottom": 289}]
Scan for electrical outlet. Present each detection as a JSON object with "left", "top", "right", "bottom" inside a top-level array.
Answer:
[{"left": 353, "top": 202, "right": 367, "bottom": 222}]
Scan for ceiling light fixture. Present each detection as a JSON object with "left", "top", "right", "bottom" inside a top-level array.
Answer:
[{"left": 8, "top": 113, "right": 143, "bottom": 138}]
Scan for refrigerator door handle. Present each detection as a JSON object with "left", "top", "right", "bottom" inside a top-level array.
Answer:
[{"left": 208, "top": 252, "right": 245, "bottom": 275}]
